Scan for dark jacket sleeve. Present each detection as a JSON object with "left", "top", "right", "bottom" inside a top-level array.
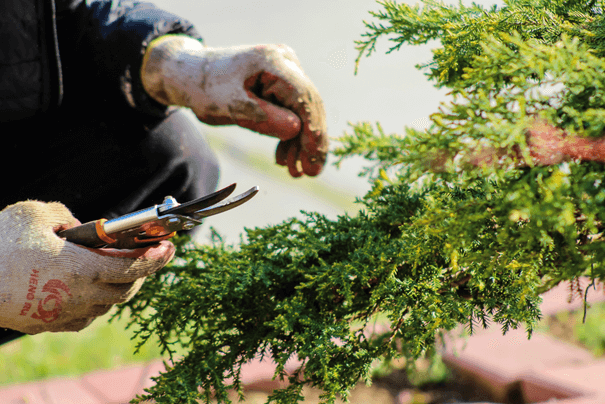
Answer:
[{"left": 55, "top": 0, "right": 203, "bottom": 117}]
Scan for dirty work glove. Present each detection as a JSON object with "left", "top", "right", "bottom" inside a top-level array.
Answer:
[
  {"left": 141, "top": 34, "right": 328, "bottom": 178},
  {"left": 0, "top": 201, "right": 175, "bottom": 335}
]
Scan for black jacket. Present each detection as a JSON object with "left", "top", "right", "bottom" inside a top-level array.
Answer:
[
  {"left": 0, "top": 0, "right": 202, "bottom": 123},
  {"left": 0, "top": 0, "right": 209, "bottom": 345}
]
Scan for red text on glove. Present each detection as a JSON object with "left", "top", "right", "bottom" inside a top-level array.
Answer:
[
  {"left": 19, "top": 270, "right": 72, "bottom": 324},
  {"left": 19, "top": 269, "right": 40, "bottom": 316},
  {"left": 31, "top": 280, "right": 72, "bottom": 323}
]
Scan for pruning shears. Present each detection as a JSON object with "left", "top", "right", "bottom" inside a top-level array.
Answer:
[{"left": 57, "top": 183, "right": 259, "bottom": 249}]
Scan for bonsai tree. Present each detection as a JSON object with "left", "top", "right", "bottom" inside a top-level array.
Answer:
[{"left": 113, "top": 0, "right": 605, "bottom": 402}]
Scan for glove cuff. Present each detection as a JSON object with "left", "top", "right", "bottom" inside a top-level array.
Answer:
[{"left": 141, "top": 34, "right": 206, "bottom": 107}]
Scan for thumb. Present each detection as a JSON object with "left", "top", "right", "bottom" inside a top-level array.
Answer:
[{"left": 76, "top": 241, "right": 175, "bottom": 284}]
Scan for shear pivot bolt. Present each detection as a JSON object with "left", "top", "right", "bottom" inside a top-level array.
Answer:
[
  {"left": 182, "top": 222, "right": 195, "bottom": 230},
  {"left": 166, "top": 217, "right": 181, "bottom": 226}
]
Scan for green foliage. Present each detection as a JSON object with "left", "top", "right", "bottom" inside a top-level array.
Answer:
[
  {"left": 114, "top": 1, "right": 605, "bottom": 403},
  {"left": 119, "top": 182, "right": 541, "bottom": 404},
  {"left": 355, "top": 0, "right": 602, "bottom": 85}
]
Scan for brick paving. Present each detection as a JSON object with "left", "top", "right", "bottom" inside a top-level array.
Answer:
[
  {"left": 1, "top": 278, "right": 605, "bottom": 404},
  {"left": 0, "top": 362, "right": 160, "bottom": 404},
  {"left": 441, "top": 277, "right": 605, "bottom": 404}
]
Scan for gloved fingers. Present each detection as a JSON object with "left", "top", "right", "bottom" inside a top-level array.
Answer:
[
  {"left": 60, "top": 317, "right": 95, "bottom": 332},
  {"left": 275, "top": 44, "right": 303, "bottom": 68},
  {"left": 89, "top": 304, "right": 114, "bottom": 317},
  {"left": 300, "top": 148, "right": 324, "bottom": 177},
  {"left": 78, "top": 240, "right": 175, "bottom": 284},
  {"left": 246, "top": 68, "right": 328, "bottom": 177},
  {"left": 284, "top": 81, "right": 327, "bottom": 177},
  {"left": 276, "top": 138, "right": 304, "bottom": 177},
  {"left": 0, "top": 201, "right": 170, "bottom": 335},
  {"left": 195, "top": 86, "right": 301, "bottom": 139},
  {"left": 141, "top": 38, "right": 328, "bottom": 178},
  {"left": 207, "top": 44, "right": 327, "bottom": 177},
  {"left": 92, "top": 278, "right": 145, "bottom": 305},
  {"left": 1, "top": 201, "right": 79, "bottom": 241},
  {"left": 35, "top": 202, "right": 80, "bottom": 231},
  {"left": 237, "top": 74, "right": 302, "bottom": 141},
  {"left": 276, "top": 139, "right": 289, "bottom": 166},
  {"left": 288, "top": 144, "right": 303, "bottom": 178},
  {"left": 278, "top": 138, "right": 326, "bottom": 178}
]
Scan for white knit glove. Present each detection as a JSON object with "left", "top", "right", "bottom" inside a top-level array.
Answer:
[
  {"left": 0, "top": 201, "right": 175, "bottom": 334},
  {"left": 141, "top": 35, "right": 328, "bottom": 178}
]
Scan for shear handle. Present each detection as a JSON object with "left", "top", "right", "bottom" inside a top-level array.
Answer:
[
  {"left": 57, "top": 219, "right": 177, "bottom": 249},
  {"left": 57, "top": 219, "right": 115, "bottom": 248}
]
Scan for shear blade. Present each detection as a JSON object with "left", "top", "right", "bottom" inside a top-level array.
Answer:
[
  {"left": 191, "top": 186, "right": 259, "bottom": 219},
  {"left": 160, "top": 183, "right": 237, "bottom": 216}
]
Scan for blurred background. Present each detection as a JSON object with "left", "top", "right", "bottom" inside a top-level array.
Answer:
[{"left": 7, "top": 0, "right": 552, "bottom": 401}]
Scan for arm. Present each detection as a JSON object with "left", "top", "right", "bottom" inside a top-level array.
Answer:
[
  {"left": 56, "top": 1, "right": 328, "bottom": 178},
  {"left": 55, "top": 0, "right": 202, "bottom": 117}
]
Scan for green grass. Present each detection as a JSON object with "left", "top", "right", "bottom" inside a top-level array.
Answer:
[
  {"left": 576, "top": 302, "right": 605, "bottom": 356},
  {"left": 538, "top": 300, "right": 605, "bottom": 357},
  {"left": 0, "top": 308, "right": 177, "bottom": 386}
]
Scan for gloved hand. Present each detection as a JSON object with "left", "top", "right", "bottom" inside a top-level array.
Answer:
[
  {"left": 141, "top": 35, "right": 328, "bottom": 178},
  {"left": 0, "top": 201, "right": 175, "bottom": 335}
]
